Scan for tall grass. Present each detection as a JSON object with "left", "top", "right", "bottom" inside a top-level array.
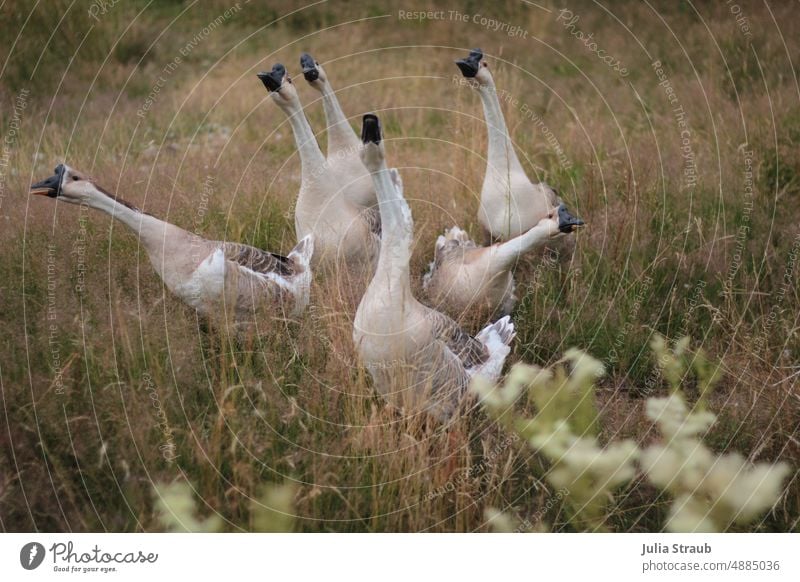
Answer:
[{"left": 1, "top": 0, "right": 798, "bottom": 532}]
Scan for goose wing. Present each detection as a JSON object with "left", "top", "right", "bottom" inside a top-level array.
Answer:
[
  {"left": 221, "top": 242, "right": 296, "bottom": 277},
  {"left": 361, "top": 206, "right": 382, "bottom": 238},
  {"left": 426, "top": 308, "right": 489, "bottom": 370},
  {"left": 404, "top": 307, "right": 489, "bottom": 419},
  {"left": 412, "top": 338, "right": 472, "bottom": 420},
  {"left": 215, "top": 243, "right": 297, "bottom": 319},
  {"left": 423, "top": 226, "right": 479, "bottom": 289}
]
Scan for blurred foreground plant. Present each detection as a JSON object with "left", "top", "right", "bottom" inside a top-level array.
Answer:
[
  {"left": 154, "top": 481, "right": 296, "bottom": 532},
  {"left": 154, "top": 482, "right": 224, "bottom": 532},
  {"left": 473, "top": 349, "right": 637, "bottom": 531},
  {"left": 472, "top": 336, "right": 791, "bottom": 532},
  {"left": 641, "top": 336, "right": 791, "bottom": 532}
]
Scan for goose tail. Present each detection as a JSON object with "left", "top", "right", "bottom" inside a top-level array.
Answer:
[
  {"left": 470, "top": 315, "right": 515, "bottom": 382},
  {"left": 442, "top": 225, "right": 472, "bottom": 245},
  {"left": 288, "top": 234, "right": 314, "bottom": 314},
  {"left": 423, "top": 226, "right": 477, "bottom": 291}
]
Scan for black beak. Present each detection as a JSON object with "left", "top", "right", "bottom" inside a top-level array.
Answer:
[
  {"left": 300, "top": 53, "right": 319, "bottom": 82},
  {"left": 361, "top": 114, "right": 381, "bottom": 145},
  {"left": 557, "top": 204, "right": 585, "bottom": 233},
  {"left": 257, "top": 63, "right": 286, "bottom": 92},
  {"left": 455, "top": 48, "right": 483, "bottom": 78},
  {"left": 30, "top": 164, "right": 65, "bottom": 197}
]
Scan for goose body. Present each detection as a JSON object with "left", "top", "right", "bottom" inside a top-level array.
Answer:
[
  {"left": 423, "top": 205, "right": 584, "bottom": 320},
  {"left": 353, "top": 115, "right": 515, "bottom": 420},
  {"left": 456, "top": 49, "right": 566, "bottom": 241},
  {"left": 31, "top": 165, "right": 313, "bottom": 323},
  {"left": 301, "top": 53, "right": 377, "bottom": 209},
  {"left": 258, "top": 64, "right": 379, "bottom": 270},
  {"left": 423, "top": 226, "right": 515, "bottom": 320},
  {"left": 173, "top": 237, "right": 314, "bottom": 320}
]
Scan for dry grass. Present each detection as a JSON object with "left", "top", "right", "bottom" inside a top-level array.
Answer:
[{"left": 0, "top": 0, "right": 798, "bottom": 532}]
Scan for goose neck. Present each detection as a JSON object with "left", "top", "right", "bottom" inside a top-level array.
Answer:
[
  {"left": 477, "top": 82, "right": 524, "bottom": 175},
  {"left": 283, "top": 103, "right": 327, "bottom": 179},
  {"left": 85, "top": 188, "right": 178, "bottom": 254},
  {"left": 319, "top": 82, "right": 359, "bottom": 153},
  {"left": 493, "top": 221, "right": 552, "bottom": 269},
  {"left": 370, "top": 161, "right": 412, "bottom": 290}
]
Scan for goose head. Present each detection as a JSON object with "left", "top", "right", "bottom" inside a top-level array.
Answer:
[
  {"left": 555, "top": 204, "right": 585, "bottom": 234},
  {"left": 30, "top": 164, "right": 97, "bottom": 205},
  {"left": 455, "top": 48, "right": 492, "bottom": 86},
  {"left": 257, "top": 63, "right": 299, "bottom": 108},
  {"left": 359, "top": 113, "right": 384, "bottom": 172},
  {"left": 299, "top": 52, "right": 328, "bottom": 89},
  {"left": 532, "top": 204, "right": 584, "bottom": 239}
]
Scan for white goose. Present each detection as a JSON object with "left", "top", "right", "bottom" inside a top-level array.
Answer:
[
  {"left": 257, "top": 64, "right": 379, "bottom": 270},
  {"left": 353, "top": 114, "right": 515, "bottom": 421},
  {"left": 31, "top": 164, "right": 313, "bottom": 323},
  {"left": 423, "top": 203, "right": 584, "bottom": 321},
  {"left": 300, "top": 53, "right": 377, "bottom": 209},
  {"left": 456, "top": 48, "right": 569, "bottom": 241}
]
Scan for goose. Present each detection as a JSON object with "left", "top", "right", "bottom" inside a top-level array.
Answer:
[
  {"left": 30, "top": 164, "right": 314, "bottom": 325},
  {"left": 353, "top": 114, "right": 516, "bottom": 421},
  {"left": 423, "top": 204, "right": 584, "bottom": 321},
  {"left": 300, "top": 52, "right": 377, "bottom": 209},
  {"left": 257, "top": 64, "right": 379, "bottom": 271},
  {"left": 456, "top": 48, "right": 572, "bottom": 242}
]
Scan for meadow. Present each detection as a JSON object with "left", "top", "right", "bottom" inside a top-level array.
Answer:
[{"left": 0, "top": 0, "right": 798, "bottom": 532}]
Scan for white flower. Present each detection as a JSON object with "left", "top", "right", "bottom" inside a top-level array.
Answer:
[
  {"left": 471, "top": 363, "right": 542, "bottom": 409},
  {"left": 646, "top": 394, "right": 715, "bottom": 440},
  {"left": 564, "top": 348, "right": 605, "bottom": 385},
  {"left": 484, "top": 507, "right": 515, "bottom": 532},
  {"left": 539, "top": 431, "right": 638, "bottom": 491},
  {"left": 667, "top": 494, "right": 717, "bottom": 533},
  {"left": 154, "top": 482, "right": 223, "bottom": 533},
  {"left": 644, "top": 391, "right": 790, "bottom": 531},
  {"left": 704, "top": 454, "right": 791, "bottom": 522},
  {"left": 473, "top": 342, "right": 791, "bottom": 534},
  {"left": 529, "top": 420, "right": 574, "bottom": 455},
  {"left": 641, "top": 445, "right": 679, "bottom": 488},
  {"left": 594, "top": 441, "right": 639, "bottom": 488}
]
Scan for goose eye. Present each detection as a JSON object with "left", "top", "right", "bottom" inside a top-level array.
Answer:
[{"left": 72, "top": 176, "right": 79, "bottom": 181}]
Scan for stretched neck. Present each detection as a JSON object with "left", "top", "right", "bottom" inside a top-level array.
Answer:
[
  {"left": 477, "top": 76, "right": 524, "bottom": 176},
  {"left": 368, "top": 159, "right": 412, "bottom": 290},
  {"left": 85, "top": 189, "right": 181, "bottom": 255},
  {"left": 492, "top": 221, "right": 553, "bottom": 269},
  {"left": 282, "top": 101, "right": 327, "bottom": 182},
  {"left": 318, "top": 81, "right": 359, "bottom": 155}
]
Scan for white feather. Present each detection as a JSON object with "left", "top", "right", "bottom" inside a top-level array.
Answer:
[
  {"left": 286, "top": 234, "right": 314, "bottom": 314},
  {"left": 175, "top": 248, "right": 226, "bottom": 310},
  {"left": 469, "top": 315, "right": 515, "bottom": 382}
]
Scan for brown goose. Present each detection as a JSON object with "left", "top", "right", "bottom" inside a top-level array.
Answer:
[
  {"left": 353, "top": 115, "right": 515, "bottom": 421},
  {"left": 257, "top": 64, "right": 379, "bottom": 271},
  {"left": 455, "top": 48, "right": 575, "bottom": 242},
  {"left": 31, "top": 164, "right": 313, "bottom": 324},
  {"left": 300, "top": 52, "right": 376, "bottom": 210},
  {"left": 423, "top": 204, "right": 584, "bottom": 321}
]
